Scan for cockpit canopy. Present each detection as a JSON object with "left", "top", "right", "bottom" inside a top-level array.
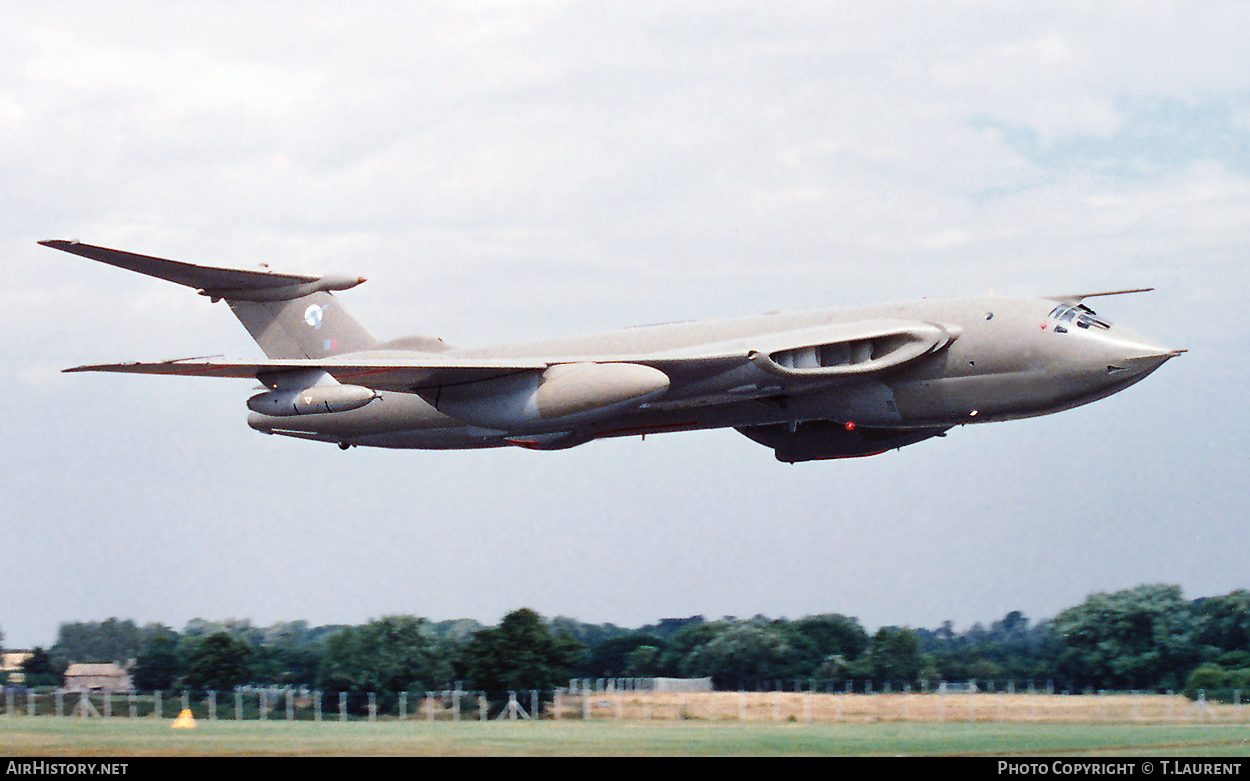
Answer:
[{"left": 1048, "top": 303, "right": 1111, "bottom": 333}]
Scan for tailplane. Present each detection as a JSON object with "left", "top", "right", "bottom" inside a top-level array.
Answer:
[{"left": 39, "top": 240, "right": 378, "bottom": 359}]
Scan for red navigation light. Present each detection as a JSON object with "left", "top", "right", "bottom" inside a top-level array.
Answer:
[{"left": 844, "top": 421, "right": 856, "bottom": 431}]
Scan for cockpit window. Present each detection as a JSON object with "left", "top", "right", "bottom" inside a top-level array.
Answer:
[{"left": 1048, "top": 304, "right": 1111, "bottom": 331}]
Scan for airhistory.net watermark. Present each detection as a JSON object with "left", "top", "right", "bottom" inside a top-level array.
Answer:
[{"left": 6, "top": 763, "right": 129, "bottom": 776}]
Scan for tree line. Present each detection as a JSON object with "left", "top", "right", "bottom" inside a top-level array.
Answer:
[{"left": 4, "top": 584, "right": 1248, "bottom": 706}]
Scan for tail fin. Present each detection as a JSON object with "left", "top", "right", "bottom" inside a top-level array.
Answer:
[
  {"left": 39, "top": 240, "right": 378, "bottom": 359},
  {"left": 229, "top": 292, "right": 377, "bottom": 359}
]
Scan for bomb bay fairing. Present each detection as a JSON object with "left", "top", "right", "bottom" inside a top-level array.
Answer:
[{"left": 42, "top": 240, "right": 1181, "bottom": 462}]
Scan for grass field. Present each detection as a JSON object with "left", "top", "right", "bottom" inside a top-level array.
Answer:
[{"left": 3, "top": 717, "right": 1249, "bottom": 756}]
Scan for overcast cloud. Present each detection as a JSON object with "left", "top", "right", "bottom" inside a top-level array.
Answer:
[{"left": 2, "top": 1, "right": 1247, "bottom": 648}]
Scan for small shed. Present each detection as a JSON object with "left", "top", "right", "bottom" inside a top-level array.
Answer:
[
  {"left": 2, "top": 651, "right": 33, "bottom": 684},
  {"left": 63, "top": 663, "right": 134, "bottom": 694},
  {"left": 648, "top": 677, "right": 713, "bottom": 692}
]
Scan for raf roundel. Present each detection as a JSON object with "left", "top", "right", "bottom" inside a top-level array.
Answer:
[{"left": 304, "top": 304, "right": 323, "bottom": 329}]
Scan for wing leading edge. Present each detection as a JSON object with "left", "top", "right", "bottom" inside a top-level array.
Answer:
[{"left": 63, "top": 358, "right": 552, "bottom": 392}]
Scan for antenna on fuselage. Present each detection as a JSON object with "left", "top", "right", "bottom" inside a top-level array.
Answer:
[{"left": 1047, "top": 288, "right": 1155, "bottom": 305}]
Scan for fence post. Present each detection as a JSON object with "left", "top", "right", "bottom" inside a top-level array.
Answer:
[
  {"left": 208, "top": 691, "right": 216, "bottom": 721},
  {"left": 286, "top": 689, "right": 293, "bottom": 721},
  {"left": 235, "top": 688, "right": 242, "bottom": 721},
  {"left": 339, "top": 692, "right": 347, "bottom": 723},
  {"left": 314, "top": 691, "right": 321, "bottom": 722},
  {"left": 368, "top": 692, "right": 376, "bottom": 722}
]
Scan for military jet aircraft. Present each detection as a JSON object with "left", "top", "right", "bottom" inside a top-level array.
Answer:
[{"left": 41, "top": 240, "right": 1181, "bottom": 462}]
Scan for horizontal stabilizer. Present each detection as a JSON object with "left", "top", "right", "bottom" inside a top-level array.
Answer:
[{"left": 39, "top": 240, "right": 365, "bottom": 301}]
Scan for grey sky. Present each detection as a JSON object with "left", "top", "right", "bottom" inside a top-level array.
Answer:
[{"left": 3, "top": 1, "right": 1247, "bottom": 649}]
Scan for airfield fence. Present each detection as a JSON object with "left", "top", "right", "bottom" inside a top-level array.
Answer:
[{"left": 3, "top": 683, "right": 1247, "bottom": 725}]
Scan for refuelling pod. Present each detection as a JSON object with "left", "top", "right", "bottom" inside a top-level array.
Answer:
[
  {"left": 247, "top": 384, "right": 377, "bottom": 416},
  {"left": 424, "top": 362, "right": 670, "bottom": 431},
  {"left": 737, "top": 421, "right": 951, "bottom": 463}
]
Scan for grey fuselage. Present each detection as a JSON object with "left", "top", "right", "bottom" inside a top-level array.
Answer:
[{"left": 247, "top": 295, "right": 1178, "bottom": 453}]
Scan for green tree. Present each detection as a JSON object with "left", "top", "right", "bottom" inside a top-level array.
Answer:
[
  {"left": 182, "top": 632, "right": 255, "bottom": 691},
  {"left": 788, "top": 614, "right": 870, "bottom": 680},
  {"left": 857, "top": 627, "right": 923, "bottom": 686},
  {"left": 51, "top": 618, "right": 146, "bottom": 666},
  {"left": 317, "top": 615, "right": 446, "bottom": 714},
  {"left": 459, "top": 608, "right": 583, "bottom": 704},
  {"left": 1184, "top": 661, "right": 1250, "bottom": 704},
  {"left": 1193, "top": 590, "right": 1250, "bottom": 658},
  {"left": 623, "top": 645, "right": 664, "bottom": 677},
  {"left": 20, "top": 647, "right": 64, "bottom": 688},
  {"left": 131, "top": 627, "right": 184, "bottom": 690},
  {"left": 577, "top": 633, "right": 665, "bottom": 678},
  {"left": 680, "top": 620, "right": 801, "bottom": 688},
  {"left": 917, "top": 612, "right": 1060, "bottom": 684},
  {"left": 1050, "top": 583, "right": 1200, "bottom": 690},
  {"left": 655, "top": 619, "right": 719, "bottom": 676}
]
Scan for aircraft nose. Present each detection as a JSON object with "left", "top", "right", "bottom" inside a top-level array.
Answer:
[{"left": 1102, "top": 331, "right": 1184, "bottom": 380}]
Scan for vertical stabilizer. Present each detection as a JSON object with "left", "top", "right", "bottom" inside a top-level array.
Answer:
[{"left": 229, "top": 292, "right": 378, "bottom": 359}]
